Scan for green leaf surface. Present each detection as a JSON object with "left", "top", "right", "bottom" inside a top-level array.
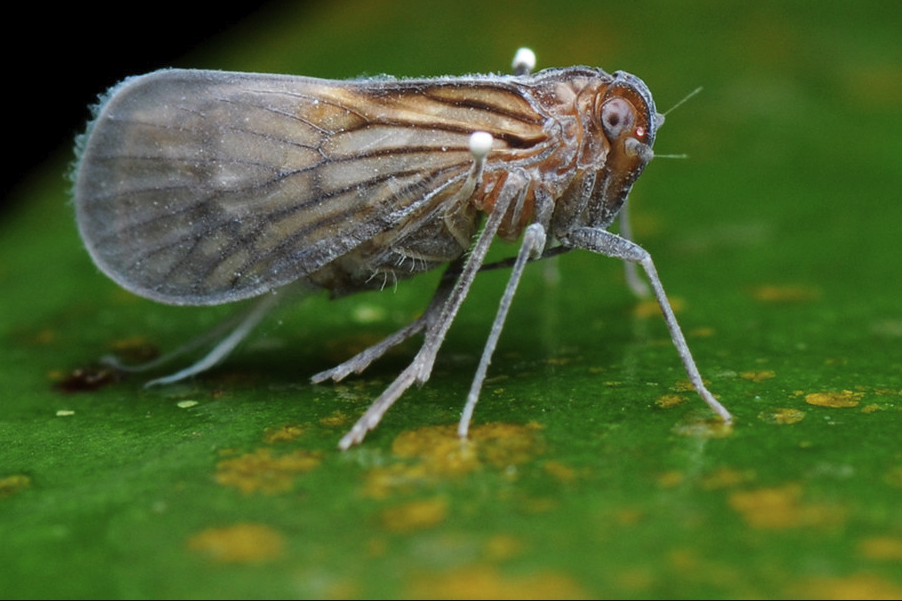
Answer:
[{"left": 3, "top": 1, "right": 902, "bottom": 598}]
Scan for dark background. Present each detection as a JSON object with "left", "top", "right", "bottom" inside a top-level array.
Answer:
[{"left": 5, "top": 3, "right": 288, "bottom": 208}]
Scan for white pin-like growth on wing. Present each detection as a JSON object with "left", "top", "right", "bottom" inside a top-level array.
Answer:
[
  {"left": 469, "top": 131, "right": 493, "bottom": 160},
  {"left": 457, "top": 130, "right": 494, "bottom": 200}
]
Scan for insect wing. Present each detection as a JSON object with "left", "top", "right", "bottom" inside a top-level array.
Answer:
[{"left": 74, "top": 69, "right": 547, "bottom": 305}]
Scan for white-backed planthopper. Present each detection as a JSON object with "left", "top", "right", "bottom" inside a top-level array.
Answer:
[{"left": 73, "top": 48, "right": 732, "bottom": 449}]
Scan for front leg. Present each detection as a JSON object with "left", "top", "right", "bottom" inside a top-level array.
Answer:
[
  {"left": 458, "top": 222, "right": 547, "bottom": 438},
  {"left": 337, "top": 162, "right": 532, "bottom": 449},
  {"left": 617, "top": 200, "right": 651, "bottom": 298},
  {"left": 559, "top": 227, "right": 732, "bottom": 424}
]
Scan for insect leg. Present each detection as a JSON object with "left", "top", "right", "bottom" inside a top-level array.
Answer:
[
  {"left": 101, "top": 308, "right": 253, "bottom": 375},
  {"left": 338, "top": 170, "right": 531, "bottom": 449},
  {"left": 617, "top": 201, "right": 651, "bottom": 298},
  {"left": 560, "top": 227, "right": 733, "bottom": 424},
  {"left": 458, "top": 222, "right": 546, "bottom": 438},
  {"left": 309, "top": 265, "right": 457, "bottom": 383},
  {"left": 112, "top": 291, "right": 282, "bottom": 387}
]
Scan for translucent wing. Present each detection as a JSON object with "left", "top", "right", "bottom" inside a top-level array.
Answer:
[{"left": 74, "top": 69, "right": 549, "bottom": 305}]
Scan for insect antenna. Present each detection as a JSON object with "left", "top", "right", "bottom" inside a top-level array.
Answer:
[
  {"left": 649, "top": 87, "right": 703, "bottom": 160},
  {"left": 655, "top": 85, "right": 703, "bottom": 129}
]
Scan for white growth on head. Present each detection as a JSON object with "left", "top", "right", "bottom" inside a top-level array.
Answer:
[{"left": 512, "top": 47, "right": 536, "bottom": 75}]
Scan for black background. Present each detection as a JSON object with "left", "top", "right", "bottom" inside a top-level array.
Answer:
[{"left": 4, "top": 3, "right": 290, "bottom": 211}]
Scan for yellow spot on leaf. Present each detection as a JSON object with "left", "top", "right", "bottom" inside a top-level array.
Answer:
[
  {"left": 407, "top": 565, "right": 589, "bottom": 600},
  {"left": 885, "top": 467, "right": 902, "bottom": 488},
  {"left": 672, "top": 416, "right": 733, "bottom": 438},
  {"left": 262, "top": 424, "right": 304, "bottom": 443},
  {"left": 873, "top": 387, "right": 902, "bottom": 396},
  {"left": 858, "top": 536, "right": 902, "bottom": 561},
  {"left": 215, "top": 448, "right": 322, "bottom": 494},
  {"left": 806, "top": 390, "right": 863, "bottom": 408},
  {"left": 667, "top": 547, "right": 700, "bottom": 572},
  {"left": 392, "top": 425, "right": 481, "bottom": 473},
  {"left": 614, "top": 566, "right": 655, "bottom": 592},
  {"left": 752, "top": 284, "right": 820, "bottom": 302},
  {"left": 656, "top": 394, "right": 686, "bottom": 409},
  {"left": 365, "top": 423, "right": 543, "bottom": 498},
  {"left": 846, "top": 63, "right": 902, "bottom": 109},
  {"left": 758, "top": 408, "right": 806, "bottom": 424},
  {"left": 673, "top": 379, "right": 702, "bottom": 392},
  {"left": 741, "top": 370, "right": 775, "bottom": 382},
  {"left": 319, "top": 410, "right": 349, "bottom": 427},
  {"left": 701, "top": 468, "right": 756, "bottom": 489},
  {"left": 380, "top": 496, "right": 447, "bottom": 532},
  {"left": 545, "top": 356, "right": 572, "bottom": 366},
  {"left": 366, "top": 537, "right": 387, "bottom": 558},
  {"left": 790, "top": 573, "right": 902, "bottom": 600},
  {"left": 188, "top": 523, "right": 284, "bottom": 563},
  {"left": 467, "top": 422, "right": 544, "bottom": 469},
  {"left": 543, "top": 460, "right": 577, "bottom": 483},
  {"left": 364, "top": 465, "right": 431, "bottom": 499},
  {"left": 521, "top": 498, "right": 558, "bottom": 513},
  {"left": 614, "top": 508, "right": 643, "bottom": 525},
  {"left": 394, "top": 422, "right": 541, "bottom": 469},
  {"left": 0, "top": 474, "right": 31, "bottom": 499},
  {"left": 729, "top": 484, "right": 845, "bottom": 529},
  {"left": 34, "top": 329, "right": 55, "bottom": 344},
  {"left": 483, "top": 534, "right": 524, "bottom": 561},
  {"left": 666, "top": 548, "right": 745, "bottom": 592},
  {"left": 109, "top": 336, "right": 158, "bottom": 362},
  {"left": 657, "top": 471, "right": 683, "bottom": 488}
]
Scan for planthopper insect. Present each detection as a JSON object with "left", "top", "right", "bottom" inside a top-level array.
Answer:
[{"left": 73, "top": 48, "right": 732, "bottom": 449}]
